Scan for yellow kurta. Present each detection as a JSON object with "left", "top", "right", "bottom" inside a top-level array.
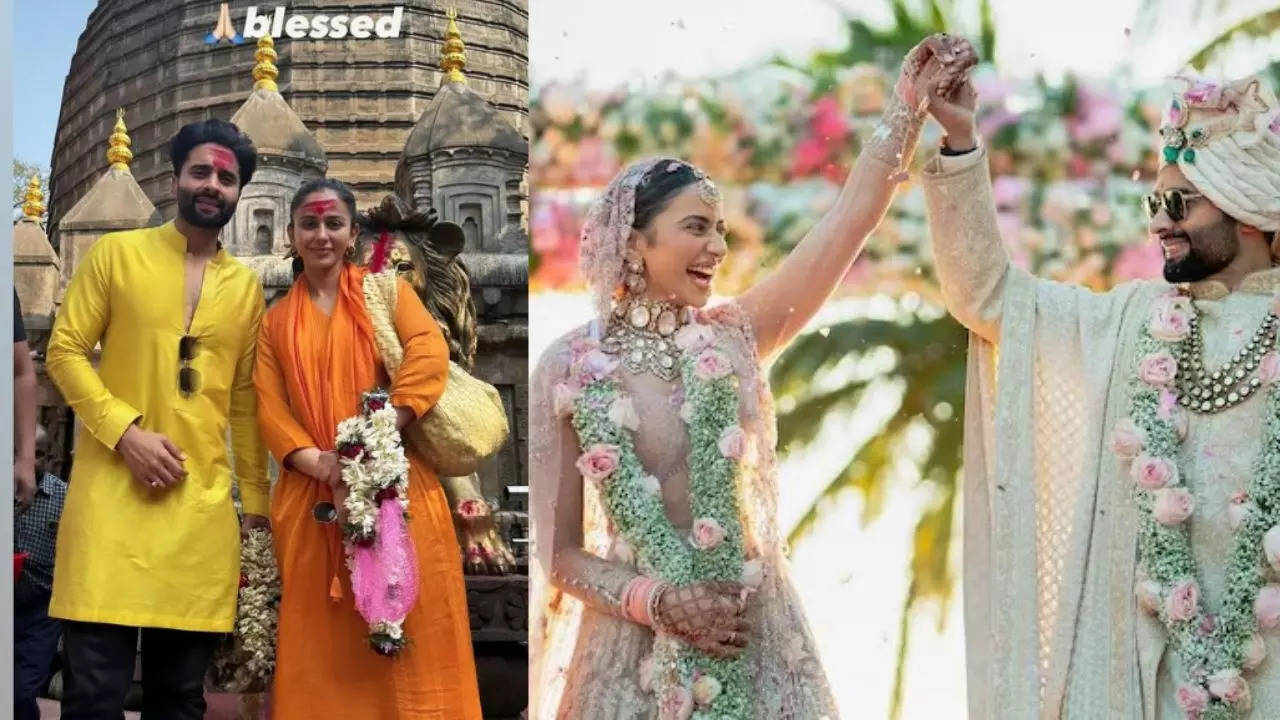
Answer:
[{"left": 45, "top": 221, "right": 269, "bottom": 632}]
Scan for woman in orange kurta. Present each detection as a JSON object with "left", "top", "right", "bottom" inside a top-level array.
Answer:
[{"left": 252, "top": 178, "right": 482, "bottom": 719}]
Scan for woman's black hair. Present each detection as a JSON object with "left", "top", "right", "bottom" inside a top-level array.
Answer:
[
  {"left": 632, "top": 160, "right": 704, "bottom": 231},
  {"left": 288, "top": 178, "right": 358, "bottom": 224},
  {"left": 169, "top": 119, "right": 257, "bottom": 187}
]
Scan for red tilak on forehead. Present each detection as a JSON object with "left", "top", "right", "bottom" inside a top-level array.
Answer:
[
  {"left": 208, "top": 146, "right": 237, "bottom": 173},
  {"left": 302, "top": 198, "right": 337, "bottom": 216}
]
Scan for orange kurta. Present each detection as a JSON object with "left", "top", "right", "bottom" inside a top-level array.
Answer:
[{"left": 253, "top": 263, "right": 481, "bottom": 720}]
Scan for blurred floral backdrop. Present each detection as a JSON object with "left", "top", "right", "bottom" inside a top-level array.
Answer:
[{"left": 530, "top": 1, "right": 1280, "bottom": 716}]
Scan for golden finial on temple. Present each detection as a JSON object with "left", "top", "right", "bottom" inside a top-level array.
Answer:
[
  {"left": 107, "top": 108, "right": 133, "bottom": 171},
  {"left": 442, "top": 8, "right": 467, "bottom": 85},
  {"left": 253, "top": 33, "right": 279, "bottom": 92},
  {"left": 21, "top": 175, "right": 45, "bottom": 220}
]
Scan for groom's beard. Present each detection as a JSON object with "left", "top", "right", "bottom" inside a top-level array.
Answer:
[
  {"left": 1163, "top": 218, "right": 1238, "bottom": 283},
  {"left": 176, "top": 188, "right": 237, "bottom": 230}
]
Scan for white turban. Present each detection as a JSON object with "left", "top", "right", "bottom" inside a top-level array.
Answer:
[{"left": 1159, "top": 74, "right": 1280, "bottom": 232}]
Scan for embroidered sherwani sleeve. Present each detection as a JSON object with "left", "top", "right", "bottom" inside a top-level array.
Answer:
[
  {"left": 923, "top": 144, "right": 1139, "bottom": 341},
  {"left": 45, "top": 234, "right": 141, "bottom": 450},
  {"left": 921, "top": 145, "right": 1014, "bottom": 343},
  {"left": 230, "top": 283, "right": 269, "bottom": 516},
  {"left": 389, "top": 278, "right": 449, "bottom": 420}
]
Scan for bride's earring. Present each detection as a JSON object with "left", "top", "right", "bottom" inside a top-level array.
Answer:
[{"left": 623, "top": 249, "right": 646, "bottom": 295}]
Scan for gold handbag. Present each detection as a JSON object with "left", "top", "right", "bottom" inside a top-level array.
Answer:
[{"left": 362, "top": 270, "right": 509, "bottom": 477}]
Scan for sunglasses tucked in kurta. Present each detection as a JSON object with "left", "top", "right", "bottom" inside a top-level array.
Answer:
[{"left": 45, "top": 221, "right": 269, "bottom": 632}]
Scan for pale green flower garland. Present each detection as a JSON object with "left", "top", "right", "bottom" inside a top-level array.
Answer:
[
  {"left": 1120, "top": 292, "right": 1280, "bottom": 719},
  {"left": 570, "top": 334, "right": 751, "bottom": 719}
]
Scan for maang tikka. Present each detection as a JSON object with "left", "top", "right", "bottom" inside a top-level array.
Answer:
[{"left": 664, "top": 159, "right": 721, "bottom": 209}]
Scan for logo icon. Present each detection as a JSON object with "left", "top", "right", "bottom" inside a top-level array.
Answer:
[{"left": 205, "top": 2, "right": 244, "bottom": 45}]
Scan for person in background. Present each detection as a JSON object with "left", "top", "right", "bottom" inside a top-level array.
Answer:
[
  {"left": 14, "top": 425, "right": 68, "bottom": 720},
  {"left": 14, "top": 289, "right": 37, "bottom": 511}
]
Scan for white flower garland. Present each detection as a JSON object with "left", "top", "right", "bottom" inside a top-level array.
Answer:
[
  {"left": 1114, "top": 290, "right": 1280, "bottom": 719},
  {"left": 206, "top": 527, "right": 281, "bottom": 693},
  {"left": 562, "top": 321, "right": 762, "bottom": 720},
  {"left": 336, "top": 388, "right": 413, "bottom": 655}
]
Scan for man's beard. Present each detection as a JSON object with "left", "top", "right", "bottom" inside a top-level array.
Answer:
[
  {"left": 176, "top": 189, "right": 236, "bottom": 229},
  {"left": 1163, "top": 218, "right": 1238, "bottom": 283}
]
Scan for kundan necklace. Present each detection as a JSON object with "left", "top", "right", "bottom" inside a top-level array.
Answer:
[
  {"left": 601, "top": 297, "right": 692, "bottom": 381},
  {"left": 1174, "top": 297, "right": 1279, "bottom": 414}
]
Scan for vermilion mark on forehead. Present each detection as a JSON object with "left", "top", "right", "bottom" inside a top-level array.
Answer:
[
  {"left": 302, "top": 198, "right": 337, "bottom": 216},
  {"left": 208, "top": 146, "right": 237, "bottom": 173}
]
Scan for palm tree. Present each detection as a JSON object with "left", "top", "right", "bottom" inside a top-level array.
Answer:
[
  {"left": 771, "top": 307, "right": 968, "bottom": 719},
  {"left": 777, "top": 3, "right": 1277, "bottom": 716},
  {"left": 772, "top": 0, "right": 996, "bottom": 95},
  {"left": 1185, "top": 9, "right": 1280, "bottom": 71},
  {"left": 767, "top": 3, "right": 993, "bottom": 717},
  {"left": 1134, "top": 0, "right": 1280, "bottom": 76}
]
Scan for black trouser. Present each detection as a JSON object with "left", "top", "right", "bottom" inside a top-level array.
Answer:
[
  {"left": 59, "top": 621, "right": 218, "bottom": 720},
  {"left": 14, "top": 585, "right": 61, "bottom": 720}
]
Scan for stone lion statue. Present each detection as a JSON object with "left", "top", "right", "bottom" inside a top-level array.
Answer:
[{"left": 354, "top": 194, "right": 516, "bottom": 576}]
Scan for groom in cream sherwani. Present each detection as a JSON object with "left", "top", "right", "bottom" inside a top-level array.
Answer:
[{"left": 919, "top": 37, "right": 1280, "bottom": 720}]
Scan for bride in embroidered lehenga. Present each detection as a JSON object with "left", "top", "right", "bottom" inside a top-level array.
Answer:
[{"left": 529, "top": 35, "right": 977, "bottom": 720}]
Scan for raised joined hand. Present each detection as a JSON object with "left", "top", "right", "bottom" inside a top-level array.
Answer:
[
  {"left": 929, "top": 73, "right": 979, "bottom": 151},
  {"left": 865, "top": 33, "right": 979, "bottom": 174},
  {"left": 897, "top": 33, "right": 979, "bottom": 109}
]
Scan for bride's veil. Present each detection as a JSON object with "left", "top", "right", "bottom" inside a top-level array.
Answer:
[{"left": 528, "top": 158, "right": 664, "bottom": 718}]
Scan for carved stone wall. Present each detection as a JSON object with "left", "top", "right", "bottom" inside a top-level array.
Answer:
[{"left": 222, "top": 158, "right": 324, "bottom": 257}]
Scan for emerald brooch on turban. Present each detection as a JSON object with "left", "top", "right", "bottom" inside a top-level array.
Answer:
[{"left": 1161, "top": 98, "right": 1207, "bottom": 164}]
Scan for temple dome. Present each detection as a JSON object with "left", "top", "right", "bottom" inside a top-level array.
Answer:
[
  {"left": 404, "top": 82, "right": 526, "bottom": 156},
  {"left": 231, "top": 88, "right": 327, "bottom": 166}
]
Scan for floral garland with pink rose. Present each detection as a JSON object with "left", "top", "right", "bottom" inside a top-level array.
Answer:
[
  {"left": 1112, "top": 290, "right": 1280, "bottom": 719},
  {"left": 559, "top": 319, "right": 765, "bottom": 719},
  {"left": 335, "top": 389, "right": 418, "bottom": 656}
]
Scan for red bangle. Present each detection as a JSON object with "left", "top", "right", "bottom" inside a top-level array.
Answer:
[{"left": 621, "top": 576, "right": 660, "bottom": 625}]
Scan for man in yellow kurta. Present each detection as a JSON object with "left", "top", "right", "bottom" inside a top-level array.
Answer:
[{"left": 45, "top": 119, "right": 269, "bottom": 720}]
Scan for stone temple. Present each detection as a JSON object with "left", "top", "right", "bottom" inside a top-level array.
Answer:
[
  {"left": 46, "top": 0, "right": 527, "bottom": 229},
  {"left": 17, "top": 1, "right": 528, "bottom": 716}
]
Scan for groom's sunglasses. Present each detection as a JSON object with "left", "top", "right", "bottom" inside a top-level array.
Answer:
[{"left": 1142, "top": 189, "right": 1204, "bottom": 223}]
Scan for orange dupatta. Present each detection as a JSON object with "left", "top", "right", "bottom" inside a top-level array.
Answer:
[{"left": 268, "top": 262, "right": 380, "bottom": 598}]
